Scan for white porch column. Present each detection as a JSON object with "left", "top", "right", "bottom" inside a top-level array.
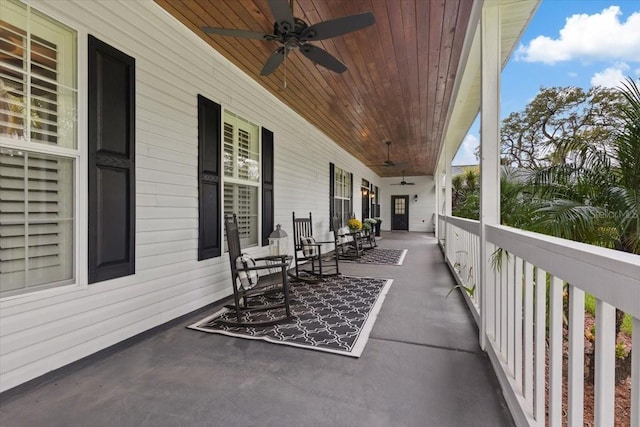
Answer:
[
  {"left": 444, "top": 148, "right": 453, "bottom": 218},
  {"left": 479, "top": 2, "right": 501, "bottom": 351},
  {"left": 434, "top": 163, "right": 441, "bottom": 240},
  {"left": 444, "top": 144, "right": 454, "bottom": 260}
]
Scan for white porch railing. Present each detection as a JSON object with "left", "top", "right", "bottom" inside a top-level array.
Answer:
[{"left": 439, "top": 215, "right": 640, "bottom": 427}]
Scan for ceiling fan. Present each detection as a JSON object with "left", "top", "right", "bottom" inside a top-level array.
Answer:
[
  {"left": 390, "top": 171, "right": 415, "bottom": 186},
  {"left": 367, "top": 140, "right": 407, "bottom": 168},
  {"left": 201, "top": 0, "right": 375, "bottom": 76}
]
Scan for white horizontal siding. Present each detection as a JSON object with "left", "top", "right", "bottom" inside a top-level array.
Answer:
[
  {"left": 380, "top": 176, "right": 436, "bottom": 232},
  {"left": 0, "top": 0, "right": 384, "bottom": 392}
]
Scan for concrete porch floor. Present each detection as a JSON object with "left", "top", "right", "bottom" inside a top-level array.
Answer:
[{"left": 0, "top": 232, "right": 513, "bottom": 427}]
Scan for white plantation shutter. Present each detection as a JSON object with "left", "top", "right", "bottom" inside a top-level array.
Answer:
[
  {"left": 0, "top": 1, "right": 76, "bottom": 148},
  {"left": 223, "top": 122, "right": 233, "bottom": 177},
  {"left": 0, "top": 149, "right": 73, "bottom": 294},
  {"left": 222, "top": 111, "right": 259, "bottom": 248},
  {"left": 0, "top": 1, "right": 77, "bottom": 296}
]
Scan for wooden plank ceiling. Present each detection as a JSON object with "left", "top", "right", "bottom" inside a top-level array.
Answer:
[{"left": 154, "top": 0, "right": 473, "bottom": 177}]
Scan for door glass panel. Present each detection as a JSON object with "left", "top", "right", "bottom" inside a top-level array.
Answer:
[{"left": 394, "top": 198, "right": 405, "bottom": 215}]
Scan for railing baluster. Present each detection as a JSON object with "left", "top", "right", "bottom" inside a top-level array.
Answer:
[
  {"left": 500, "top": 249, "right": 508, "bottom": 359},
  {"left": 534, "top": 268, "right": 546, "bottom": 425},
  {"left": 487, "top": 243, "right": 497, "bottom": 342},
  {"left": 568, "top": 285, "right": 584, "bottom": 427},
  {"left": 507, "top": 252, "right": 515, "bottom": 376},
  {"left": 549, "top": 276, "right": 563, "bottom": 426},
  {"left": 473, "top": 234, "right": 479, "bottom": 306},
  {"left": 632, "top": 317, "right": 639, "bottom": 427},
  {"left": 466, "top": 231, "right": 470, "bottom": 285},
  {"left": 514, "top": 256, "right": 523, "bottom": 391},
  {"left": 523, "top": 262, "right": 534, "bottom": 409},
  {"left": 595, "top": 300, "right": 615, "bottom": 426}
]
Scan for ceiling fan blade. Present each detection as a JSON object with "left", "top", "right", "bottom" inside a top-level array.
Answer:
[
  {"left": 300, "top": 44, "right": 346, "bottom": 73},
  {"left": 268, "top": 0, "right": 295, "bottom": 32},
  {"left": 405, "top": 182, "right": 416, "bottom": 185},
  {"left": 201, "top": 27, "right": 274, "bottom": 40},
  {"left": 300, "top": 12, "right": 375, "bottom": 41},
  {"left": 260, "top": 47, "right": 286, "bottom": 76}
]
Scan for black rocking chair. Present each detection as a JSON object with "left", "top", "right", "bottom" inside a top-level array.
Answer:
[
  {"left": 335, "top": 226, "right": 364, "bottom": 259},
  {"left": 221, "top": 214, "right": 293, "bottom": 326},
  {"left": 291, "top": 212, "right": 340, "bottom": 283}
]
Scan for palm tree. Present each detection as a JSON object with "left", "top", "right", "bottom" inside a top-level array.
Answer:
[
  {"left": 530, "top": 77, "right": 640, "bottom": 255},
  {"left": 609, "top": 78, "right": 640, "bottom": 254}
]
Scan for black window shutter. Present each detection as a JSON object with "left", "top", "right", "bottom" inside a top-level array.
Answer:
[
  {"left": 349, "top": 172, "right": 354, "bottom": 217},
  {"left": 261, "top": 128, "right": 274, "bottom": 246},
  {"left": 88, "top": 35, "right": 135, "bottom": 284},
  {"left": 197, "top": 95, "right": 222, "bottom": 260},
  {"left": 329, "top": 162, "right": 335, "bottom": 230}
]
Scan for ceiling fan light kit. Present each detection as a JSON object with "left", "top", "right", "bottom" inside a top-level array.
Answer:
[{"left": 201, "top": 0, "right": 375, "bottom": 76}]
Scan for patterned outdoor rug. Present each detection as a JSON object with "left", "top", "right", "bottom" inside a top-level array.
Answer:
[
  {"left": 342, "top": 248, "right": 407, "bottom": 265},
  {"left": 188, "top": 275, "right": 392, "bottom": 357}
]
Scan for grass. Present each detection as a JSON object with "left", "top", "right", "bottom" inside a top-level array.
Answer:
[{"left": 585, "top": 293, "right": 633, "bottom": 335}]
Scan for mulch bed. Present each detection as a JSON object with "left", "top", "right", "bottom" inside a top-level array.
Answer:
[{"left": 548, "top": 312, "right": 632, "bottom": 426}]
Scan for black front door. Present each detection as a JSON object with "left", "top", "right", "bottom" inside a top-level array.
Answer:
[{"left": 391, "top": 195, "right": 409, "bottom": 230}]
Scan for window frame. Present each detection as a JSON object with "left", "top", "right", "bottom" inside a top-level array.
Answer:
[
  {"left": 332, "top": 165, "right": 353, "bottom": 228},
  {"left": 0, "top": 1, "right": 86, "bottom": 300},
  {"left": 222, "top": 109, "right": 262, "bottom": 250}
]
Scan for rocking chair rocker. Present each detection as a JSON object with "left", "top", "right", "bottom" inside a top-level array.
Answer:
[{"left": 220, "top": 214, "right": 293, "bottom": 327}]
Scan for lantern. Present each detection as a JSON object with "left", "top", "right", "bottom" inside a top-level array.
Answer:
[{"left": 268, "top": 224, "right": 289, "bottom": 256}]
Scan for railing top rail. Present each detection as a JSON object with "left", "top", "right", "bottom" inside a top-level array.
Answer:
[
  {"left": 440, "top": 215, "right": 481, "bottom": 236},
  {"left": 486, "top": 224, "right": 640, "bottom": 318}
]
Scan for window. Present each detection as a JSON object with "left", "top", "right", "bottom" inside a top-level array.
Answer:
[
  {"left": 1, "top": 0, "right": 77, "bottom": 296},
  {"left": 333, "top": 165, "right": 352, "bottom": 227},
  {"left": 223, "top": 111, "right": 259, "bottom": 248}
]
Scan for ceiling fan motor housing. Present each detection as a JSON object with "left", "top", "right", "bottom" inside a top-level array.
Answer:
[{"left": 274, "top": 17, "right": 308, "bottom": 38}]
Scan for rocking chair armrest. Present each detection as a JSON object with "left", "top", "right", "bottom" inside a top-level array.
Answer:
[
  {"left": 237, "top": 263, "right": 288, "bottom": 272},
  {"left": 313, "top": 240, "right": 337, "bottom": 245},
  {"left": 253, "top": 255, "right": 292, "bottom": 263}
]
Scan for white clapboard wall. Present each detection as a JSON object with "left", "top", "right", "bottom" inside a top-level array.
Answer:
[
  {"left": 379, "top": 175, "right": 437, "bottom": 232},
  {"left": 0, "top": 0, "right": 382, "bottom": 392}
]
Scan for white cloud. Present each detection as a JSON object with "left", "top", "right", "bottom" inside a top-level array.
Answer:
[
  {"left": 568, "top": 71, "right": 578, "bottom": 77},
  {"left": 517, "top": 6, "right": 640, "bottom": 64},
  {"left": 453, "top": 134, "right": 479, "bottom": 166},
  {"left": 591, "top": 62, "right": 629, "bottom": 87}
]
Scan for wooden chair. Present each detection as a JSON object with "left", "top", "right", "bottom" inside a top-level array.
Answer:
[
  {"left": 335, "top": 225, "right": 364, "bottom": 259},
  {"left": 291, "top": 212, "right": 340, "bottom": 282},
  {"left": 221, "top": 214, "right": 293, "bottom": 326},
  {"left": 361, "top": 228, "right": 377, "bottom": 250}
]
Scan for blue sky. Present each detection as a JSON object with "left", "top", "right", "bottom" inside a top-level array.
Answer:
[{"left": 453, "top": 1, "right": 640, "bottom": 165}]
